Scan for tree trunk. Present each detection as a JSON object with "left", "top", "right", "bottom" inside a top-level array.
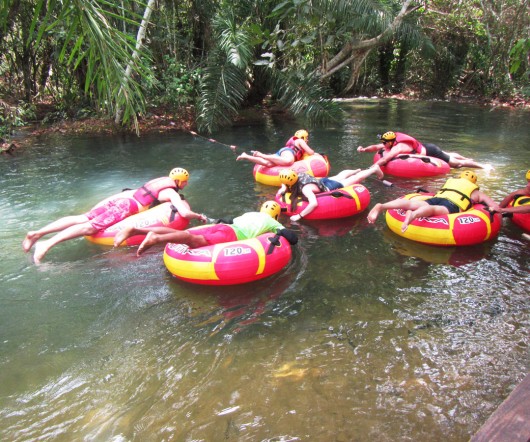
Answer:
[{"left": 114, "top": 0, "right": 156, "bottom": 126}]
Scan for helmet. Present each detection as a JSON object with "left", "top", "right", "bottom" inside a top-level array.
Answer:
[
  {"left": 294, "top": 129, "right": 309, "bottom": 141},
  {"left": 460, "top": 170, "right": 478, "bottom": 184},
  {"left": 379, "top": 131, "right": 396, "bottom": 142},
  {"left": 526, "top": 170, "right": 530, "bottom": 181},
  {"left": 169, "top": 167, "right": 189, "bottom": 183},
  {"left": 279, "top": 169, "right": 299, "bottom": 186},
  {"left": 260, "top": 201, "right": 281, "bottom": 220}
]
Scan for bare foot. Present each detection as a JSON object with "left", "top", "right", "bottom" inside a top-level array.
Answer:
[
  {"left": 522, "top": 233, "right": 530, "bottom": 242},
  {"left": 33, "top": 240, "right": 49, "bottom": 264},
  {"left": 401, "top": 210, "right": 413, "bottom": 233},
  {"left": 137, "top": 231, "right": 159, "bottom": 256},
  {"left": 236, "top": 152, "right": 251, "bottom": 161},
  {"left": 371, "top": 164, "right": 384, "bottom": 180},
  {"left": 22, "top": 231, "right": 40, "bottom": 252},
  {"left": 367, "top": 204, "right": 382, "bottom": 224},
  {"left": 114, "top": 226, "right": 135, "bottom": 247}
]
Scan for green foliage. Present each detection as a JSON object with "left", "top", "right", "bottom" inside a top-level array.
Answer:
[
  {"left": 0, "top": 101, "right": 36, "bottom": 138},
  {"left": 145, "top": 56, "right": 202, "bottom": 108},
  {"left": 1, "top": 0, "right": 528, "bottom": 136},
  {"left": 509, "top": 38, "right": 530, "bottom": 76}
]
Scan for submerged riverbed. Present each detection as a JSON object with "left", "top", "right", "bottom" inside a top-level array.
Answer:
[{"left": 1, "top": 99, "right": 529, "bottom": 441}]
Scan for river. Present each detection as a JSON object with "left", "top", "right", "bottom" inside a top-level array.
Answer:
[{"left": 0, "top": 99, "right": 529, "bottom": 441}]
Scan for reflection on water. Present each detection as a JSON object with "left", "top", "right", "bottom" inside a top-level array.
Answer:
[{"left": 1, "top": 100, "right": 529, "bottom": 441}]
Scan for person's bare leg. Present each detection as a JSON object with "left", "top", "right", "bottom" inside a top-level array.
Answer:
[
  {"left": 137, "top": 230, "right": 208, "bottom": 256},
  {"left": 114, "top": 226, "right": 181, "bottom": 247},
  {"left": 367, "top": 199, "right": 426, "bottom": 224},
  {"left": 342, "top": 164, "right": 384, "bottom": 187},
  {"left": 236, "top": 152, "right": 274, "bottom": 167},
  {"left": 446, "top": 152, "right": 472, "bottom": 161},
  {"left": 449, "top": 157, "right": 494, "bottom": 170},
  {"left": 401, "top": 205, "right": 449, "bottom": 233},
  {"left": 23, "top": 214, "right": 89, "bottom": 252},
  {"left": 33, "top": 222, "right": 97, "bottom": 263},
  {"left": 330, "top": 169, "right": 362, "bottom": 181},
  {"left": 254, "top": 151, "right": 295, "bottom": 167}
]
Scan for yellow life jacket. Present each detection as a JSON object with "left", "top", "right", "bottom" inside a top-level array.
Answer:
[{"left": 435, "top": 178, "right": 479, "bottom": 211}]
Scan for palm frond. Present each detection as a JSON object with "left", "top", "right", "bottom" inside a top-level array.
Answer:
[
  {"left": 197, "top": 57, "right": 249, "bottom": 133},
  {"left": 213, "top": 13, "right": 254, "bottom": 69},
  {"left": 270, "top": 69, "right": 343, "bottom": 123}
]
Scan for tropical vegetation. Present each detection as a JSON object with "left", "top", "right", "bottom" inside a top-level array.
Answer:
[{"left": 0, "top": 0, "right": 528, "bottom": 139}]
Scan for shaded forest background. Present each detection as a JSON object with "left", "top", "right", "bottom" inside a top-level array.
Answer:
[{"left": 0, "top": 0, "right": 528, "bottom": 143}]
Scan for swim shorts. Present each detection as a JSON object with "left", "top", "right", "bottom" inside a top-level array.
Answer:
[
  {"left": 424, "top": 143, "right": 451, "bottom": 163},
  {"left": 189, "top": 224, "right": 237, "bottom": 245},
  {"left": 426, "top": 197, "right": 460, "bottom": 214},
  {"left": 320, "top": 178, "right": 343, "bottom": 191},
  {"left": 86, "top": 198, "right": 140, "bottom": 230}
]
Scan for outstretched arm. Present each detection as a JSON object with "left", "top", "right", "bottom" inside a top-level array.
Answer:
[
  {"left": 473, "top": 191, "right": 499, "bottom": 211},
  {"left": 290, "top": 187, "right": 318, "bottom": 221},
  {"left": 160, "top": 189, "right": 207, "bottom": 222},
  {"left": 374, "top": 145, "right": 410, "bottom": 167},
  {"left": 357, "top": 143, "right": 383, "bottom": 153},
  {"left": 498, "top": 205, "right": 530, "bottom": 214},
  {"left": 499, "top": 188, "right": 528, "bottom": 208}
]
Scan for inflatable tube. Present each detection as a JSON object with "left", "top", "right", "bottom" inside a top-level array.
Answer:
[
  {"left": 374, "top": 153, "right": 450, "bottom": 178},
  {"left": 85, "top": 201, "right": 190, "bottom": 246},
  {"left": 163, "top": 231, "right": 292, "bottom": 285},
  {"left": 253, "top": 153, "right": 330, "bottom": 186},
  {"left": 509, "top": 195, "right": 530, "bottom": 232},
  {"left": 385, "top": 193, "right": 502, "bottom": 246},
  {"left": 275, "top": 184, "right": 370, "bottom": 219}
]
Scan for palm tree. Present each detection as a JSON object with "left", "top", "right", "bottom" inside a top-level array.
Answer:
[{"left": 1, "top": 0, "right": 153, "bottom": 130}]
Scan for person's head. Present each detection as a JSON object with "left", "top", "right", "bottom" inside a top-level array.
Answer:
[
  {"left": 460, "top": 170, "right": 478, "bottom": 184},
  {"left": 379, "top": 131, "right": 396, "bottom": 148},
  {"left": 279, "top": 169, "right": 299, "bottom": 187},
  {"left": 294, "top": 129, "right": 309, "bottom": 142},
  {"left": 169, "top": 167, "right": 190, "bottom": 188},
  {"left": 260, "top": 201, "right": 281, "bottom": 220}
]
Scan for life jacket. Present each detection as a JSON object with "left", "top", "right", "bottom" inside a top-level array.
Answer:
[
  {"left": 284, "top": 136, "right": 305, "bottom": 161},
  {"left": 395, "top": 132, "right": 424, "bottom": 154},
  {"left": 435, "top": 178, "right": 479, "bottom": 211},
  {"left": 287, "top": 173, "right": 326, "bottom": 211},
  {"left": 133, "top": 177, "right": 178, "bottom": 208}
]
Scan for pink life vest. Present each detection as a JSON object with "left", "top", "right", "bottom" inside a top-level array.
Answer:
[
  {"left": 395, "top": 132, "right": 424, "bottom": 154},
  {"left": 284, "top": 137, "right": 305, "bottom": 161},
  {"left": 133, "top": 177, "right": 177, "bottom": 207}
]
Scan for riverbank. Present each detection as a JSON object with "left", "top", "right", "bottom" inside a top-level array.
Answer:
[{"left": 3, "top": 94, "right": 529, "bottom": 155}]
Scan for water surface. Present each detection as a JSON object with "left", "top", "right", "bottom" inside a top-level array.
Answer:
[{"left": 1, "top": 99, "right": 529, "bottom": 441}]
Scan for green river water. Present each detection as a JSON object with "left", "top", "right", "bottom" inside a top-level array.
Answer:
[{"left": 0, "top": 99, "right": 528, "bottom": 441}]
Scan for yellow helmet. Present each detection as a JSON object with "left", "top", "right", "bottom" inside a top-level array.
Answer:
[
  {"left": 526, "top": 170, "right": 530, "bottom": 181},
  {"left": 460, "top": 170, "right": 478, "bottom": 184},
  {"left": 379, "top": 131, "right": 396, "bottom": 142},
  {"left": 169, "top": 167, "right": 189, "bottom": 183},
  {"left": 260, "top": 201, "right": 281, "bottom": 220},
  {"left": 294, "top": 129, "right": 309, "bottom": 141},
  {"left": 279, "top": 169, "right": 299, "bottom": 186}
]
